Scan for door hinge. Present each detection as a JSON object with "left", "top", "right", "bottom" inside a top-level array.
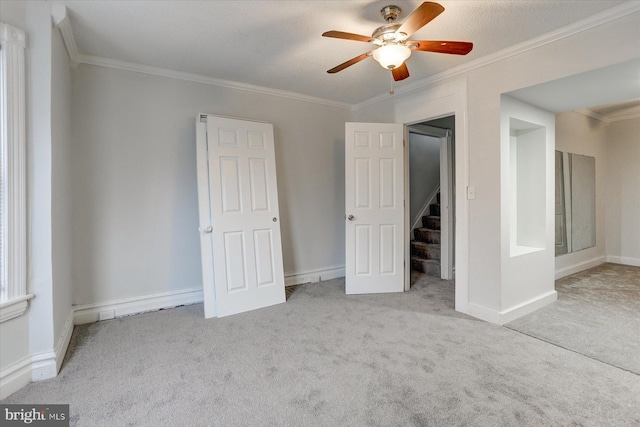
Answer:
[{"left": 199, "top": 114, "right": 208, "bottom": 123}]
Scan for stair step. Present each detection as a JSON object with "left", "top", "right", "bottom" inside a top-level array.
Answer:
[
  {"left": 422, "top": 215, "right": 440, "bottom": 230},
  {"left": 414, "top": 228, "right": 441, "bottom": 244},
  {"left": 429, "top": 204, "right": 440, "bottom": 216},
  {"left": 411, "top": 256, "right": 440, "bottom": 276},
  {"left": 410, "top": 241, "right": 441, "bottom": 260}
]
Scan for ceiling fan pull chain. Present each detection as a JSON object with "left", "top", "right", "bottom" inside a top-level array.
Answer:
[{"left": 389, "top": 73, "right": 395, "bottom": 95}]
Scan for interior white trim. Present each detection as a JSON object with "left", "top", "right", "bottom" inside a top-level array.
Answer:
[
  {"left": 30, "top": 350, "right": 57, "bottom": 382},
  {"left": 76, "top": 54, "right": 351, "bottom": 110},
  {"left": 607, "top": 256, "right": 640, "bottom": 268},
  {"left": 467, "top": 290, "right": 558, "bottom": 325},
  {"left": 353, "top": 1, "right": 640, "bottom": 111},
  {"left": 410, "top": 185, "right": 440, "bottom": 236},
  {"left": 55, "top": 309, "right": 74, "bottom": 372},
  {"left": 394, "top": 77, "right": 470, "bottom": 315},
  {"left": 285, "top": 265, "right": 345, "bottom": 287},
  {"left": 499, "top": 290, "right": 558, "bottom": 325},
  {"left": 466, "top": 303, "right": 501, "bottom": 324},
  {"left": 69, "top": 267, "right": 348, "bottom": 325},
  {"left": 576, "top": 108, "right": 640, "bottom": 125},
  {"left": 555, "top": 256, "right": 607, "bottom": 279},
  {"left": 0, "top": 22, "right": 28, "bottom": 310},
  {"left": 0, "top": 354, "right": 32, "bottom": 399},
  {"left": 51, "top": 4, "right": 79, "bottom": 67},
  {"left": 0, "top": 308, "right": 74, "bottom": 399},
  {"left": 73, "top": 288, "right": 204, "bottom": 325},
  {"left": 48, "top": 2, "right": 638, "bottom": 111},
  {"left": 575, "top": 108, "right": 608, "bottom": 124},
  {"left": 0, "top": 293, "right": 33, "bottom": 323},
  {"left": 607, "top": 111, "right": 640, "bottom": 123}
]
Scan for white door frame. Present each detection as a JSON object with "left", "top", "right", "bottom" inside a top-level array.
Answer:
[
  {"left": 395, "top": 79, "right": 470, "bottom": 314},
  {"left": 440, "top": 129, "right": 455, "bottom": 280},
  {"left": 406, "top": 124, "right": 454, "bottom": 282}
]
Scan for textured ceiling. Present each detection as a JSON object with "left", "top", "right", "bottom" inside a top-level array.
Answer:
[{"left": 59, "top": 0, "right": 629, "bottom": 105}]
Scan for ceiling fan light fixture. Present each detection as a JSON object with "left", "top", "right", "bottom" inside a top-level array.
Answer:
[{"left": 372, "top": 44, "right": 411, "bottom": 70}]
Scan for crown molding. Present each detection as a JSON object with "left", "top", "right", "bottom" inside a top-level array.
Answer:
[
  {"left": 51, "top": 4, "right": 79, "bottom": 67},
  {"left": 44, "top": 0, "right": 639, "bottom": 111},
  {"left": 575, "top": 107, "right": 640, "bottom": 125},
  {"left": 607, "top": 111, "right": 640, "bottom": 123},
  {"left": 352, "top": 1, "right": 640, "bottom": 111},
  {"left": 76, "top": 54, "right": 351, "bottom": 110},
  {"left": 575, "top": 108, "right": 609, "bottom": 124}
]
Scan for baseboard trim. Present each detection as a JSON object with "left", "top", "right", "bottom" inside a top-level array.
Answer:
[
  {"left": 466, "top": 290, "right": 558, "bottom": 326},
  {"left": 555, "top": 256, "right": 607, "bottom": 279},
  {"left": 466, "top": 303, "right": 501, "bottom": 325},
  {"left": 0, "top": 350, "right": 61, "bottom": 399},
  {"left": 607, "top": 256, "right": 640, "bottom": 267},
  {"left": 72, "top": 268, "right": 346, "bottom": 325},
  {"left": 284, "top": 266, "right": 345, "bottom": 287},
  {"left": 0, "top": 355, "right": 32, "bottom": 400},
  {"left": 30, "top": 350, "right": 57, "bottom": 382},
  {"left": 0, "top": 308, "right": 76, "bottom": 399},
  {"left": 54, "top": 309, "right": 74, "bottom": 372},
  {"left": 499, "top": 290, "right": 558, "bottom": 325},
  {"left": 73, "top": 288, "right": 204, "bottom": 325}
]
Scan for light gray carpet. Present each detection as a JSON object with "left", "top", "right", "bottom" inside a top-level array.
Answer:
[
  {"left": 3, "top": 273, "right": 639, "bottom": 426},
  {"left": 506, "top": 263, "right": 640, "bottom": 375}
]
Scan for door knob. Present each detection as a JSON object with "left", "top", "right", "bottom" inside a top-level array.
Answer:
[{"left": 347, "top": 215, "right": 355, "bottom": 221}]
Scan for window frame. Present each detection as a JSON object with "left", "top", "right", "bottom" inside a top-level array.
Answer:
[{"left": 0, "top": 21, "right": 31, "bottom": 323}]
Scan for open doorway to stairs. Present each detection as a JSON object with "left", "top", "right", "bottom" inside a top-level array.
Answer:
[{"left": 408, "top": 115, "right": 455, "bottom": 288}]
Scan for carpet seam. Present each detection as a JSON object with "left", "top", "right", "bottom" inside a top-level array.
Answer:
[{"left": 503, "top": 325, "right": 640, "bottom": 377}]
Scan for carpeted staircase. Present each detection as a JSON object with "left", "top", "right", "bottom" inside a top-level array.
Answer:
[{"left": 411, "top": 192, "right": 441, "bottom": 277}]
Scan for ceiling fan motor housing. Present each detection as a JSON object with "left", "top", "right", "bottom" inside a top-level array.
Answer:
[
  {"left": 372, "top": 23, "right": 405, "bottom": 44},
  {"left": 380, "top": 5, "right": 401, "bottom": 22}
]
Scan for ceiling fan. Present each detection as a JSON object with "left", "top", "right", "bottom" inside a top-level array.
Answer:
[{"left": 323, "top": 2, "right": 473, "bottom": 83}]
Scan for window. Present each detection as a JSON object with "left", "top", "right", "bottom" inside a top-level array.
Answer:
[{"left": 0, "top": 22, "right": 30, "bottom": 322}]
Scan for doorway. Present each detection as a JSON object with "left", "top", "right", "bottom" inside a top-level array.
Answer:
[{"left": 408, "top": 115, "right": 455, "bottom": 288}]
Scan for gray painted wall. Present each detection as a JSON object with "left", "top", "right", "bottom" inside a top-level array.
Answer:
[
  {"left": 606, "top": 117, "right": 640, "bottom": 265},
  {"left": 70, "top": 65, "right": 351, "bottom": 305},
  {"left": 409, "top": 133, "right": 439, "bottom": 226}
]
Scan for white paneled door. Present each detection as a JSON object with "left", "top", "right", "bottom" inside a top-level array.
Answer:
[
  {"left": 196, "top": 115, "right": 285, "bottom": 318},
  {"left": 345, "top": 123, "right": 405, "bottom": 294}
]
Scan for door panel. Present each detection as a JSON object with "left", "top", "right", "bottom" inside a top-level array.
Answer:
[
  {"left": 198, "top": 115, "right": 285, "bottom": 317},
  {"left": 345, "top": 123, "right": 405, "bottom": 294}
]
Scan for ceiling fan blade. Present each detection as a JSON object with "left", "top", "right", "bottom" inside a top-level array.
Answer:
[
  {"left": 396, "top": 2, "right": 445, "bottom": 39},
  {"left": 410, "top": 40, "right": 473, "bottom": 55},
  {"left": 392, "top": 63, "right": 410, "bottom": 81},
  {"left": 327, "top": 51, "right": 373, "bottom": 73},
  {"left": 322, "top": 30, "right": 374, "bottom": 43}
]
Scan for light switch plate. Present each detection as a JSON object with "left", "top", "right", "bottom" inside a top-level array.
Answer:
[{"left": 467, "top": 186, "right": 476, "bottom": 200}]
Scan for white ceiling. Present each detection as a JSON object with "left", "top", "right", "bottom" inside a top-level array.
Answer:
[{"left": 59, "top": 0, "right": 630, "bottom": 105}]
